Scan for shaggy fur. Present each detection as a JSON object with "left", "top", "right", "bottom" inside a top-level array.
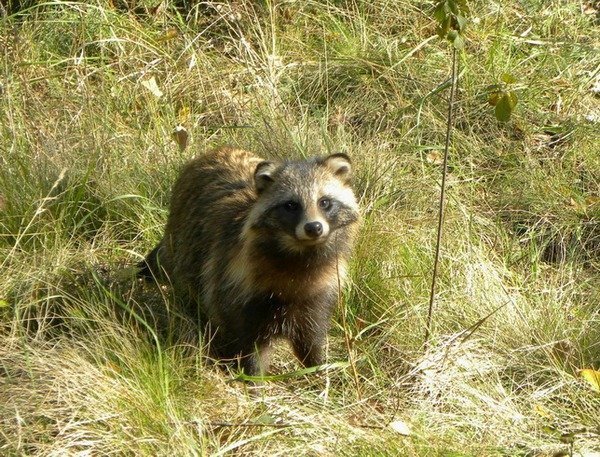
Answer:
[{"left": 139, "top": 147, "right": 360, "bottom": 375}]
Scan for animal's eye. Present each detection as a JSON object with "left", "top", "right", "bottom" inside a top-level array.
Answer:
[
  {"left": 284, "top": 201, "right": 300, "bottom": 212},
  {"left": 318, "top": 198, "right": 331, "bottom": 210}
]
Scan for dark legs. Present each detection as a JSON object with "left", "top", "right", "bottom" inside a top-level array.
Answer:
[
  {"left": 291, "top": 331, "right": 327, "bottom": 368},
  {"left": 288, "top": 305, "right": 332, "bottom": 368},
  {"left": 237, "top": 342, "right": 272, "bottom": 377}
]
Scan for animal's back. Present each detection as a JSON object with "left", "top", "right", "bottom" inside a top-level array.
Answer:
[{"left": 151, "top": 147, "right": 262, "bottom": 298}]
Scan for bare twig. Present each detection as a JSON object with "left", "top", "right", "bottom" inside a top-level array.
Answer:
[{"left": 424, "top": 46, "right": 459, "bottom": 347}]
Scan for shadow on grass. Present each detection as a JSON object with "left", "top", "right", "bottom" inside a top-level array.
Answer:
[{"left": 3, "top": 260, "right": 202, "bottom": 354}]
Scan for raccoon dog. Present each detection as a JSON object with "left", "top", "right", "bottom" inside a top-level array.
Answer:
[{"left": 139, "top": 147, "right": 360, "bottom": 376}]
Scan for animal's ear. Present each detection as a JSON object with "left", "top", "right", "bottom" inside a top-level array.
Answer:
[
  {"left": 322, "top": 153, "right": 352, "bottom": 182},
  {"left": 254, "top": 161, "right": 278, "bottom": 193}
]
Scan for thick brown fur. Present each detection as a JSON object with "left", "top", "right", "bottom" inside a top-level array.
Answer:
[{"left": 139, "top": 147, "right": 360, "bottom": 375}]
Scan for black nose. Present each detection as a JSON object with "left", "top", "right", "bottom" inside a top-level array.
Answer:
[{"left": 304, "top": 221, "right": 323, "bottom": 238}]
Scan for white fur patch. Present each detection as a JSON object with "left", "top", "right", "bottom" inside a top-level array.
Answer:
[{"left": 322, "top": 180, "right": 358, "bottom": 210}]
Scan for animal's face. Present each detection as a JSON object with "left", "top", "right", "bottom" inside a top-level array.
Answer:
[{"left": 247, "top": 153, "right": 360, "bottom": 254}]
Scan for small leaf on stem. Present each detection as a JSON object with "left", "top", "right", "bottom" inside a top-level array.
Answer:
[
  {"left": 495, "top": 93, "right": 514, "bottom": 122},
  {"left": 580, "top": 368, "right": 600, "bottom": 392},
  {"left": 501, "top": 72, "right": 517, "bottom": 84},
  {"left": 433, "top": 2, "right": 448, "bottom": 23},
  {"left": 456, "top": 14, "right": 468, "bottom": 31},
  {"left": 438, "top": 17, "right": 451, "bottom": 38},
  {"left": 488, "top": 92, "right": 501, "bottom": 106},
  {"left": 452, "top": 33, "right": 465, "bottom": 49}
]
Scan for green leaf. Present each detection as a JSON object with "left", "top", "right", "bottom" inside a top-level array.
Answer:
[
  {"left": 455, "top": 14, "right": 468, "bottom": 31},
  {"left": 437, "top": 16, "right": 451, "bottom": 39},
  {"left": 452, "top": 32, "right": 465, "bottom": 49},
  {"left": 495, "top": 93, "right": 514, "bottom": 122},
  {"left": 433, "top": 2, "right": 448, "bottom": 23},
  {"left": 232, "top": 361, "right": 350, "bottom": 382},
  {"left": 508, "top": 91, "right": 518, "bottom": 108},
  {"left": 255, "top": 413, "right": 277, "bottom": 425},
  {"left": 488, "top": 92, "right": 501, "bottom": 106},
  {"left": 501, "top": 72, "right": 517, "bottom": 84},
  {"left": 0, "top": 299, "right": 8, "bottom": 308},
  {"left": 448, "top": 0, "right": 459, "bottom": 15},
  {"left": 580, "top": 369, "right": 600, "bottom": 392}
]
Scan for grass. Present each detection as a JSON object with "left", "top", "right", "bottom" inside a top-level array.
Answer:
[{"left": 1, "top": 0, "right": 599, "bottom": 455}]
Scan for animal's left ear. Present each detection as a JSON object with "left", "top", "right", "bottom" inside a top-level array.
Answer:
[
  {"left": 254, "top": 160, "right": 278, "bottom": 193},
  {"left": 322, "top": 153, "right": 352, "bottom": 182}
]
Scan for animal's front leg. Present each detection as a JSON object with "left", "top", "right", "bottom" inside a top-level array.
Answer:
[
  {"left": 238, "top": 342, "right": 272, "bottom": 377},
  {"left": 291, "top": 326, "right": 328, "bottom": 368},
  {"left": 289, "top": 299, "right": 334, "bottom": 368}
]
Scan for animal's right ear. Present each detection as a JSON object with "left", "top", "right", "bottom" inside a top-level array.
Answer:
[
  {"left": 322, "top": 152, "right": 352, "bottom": 183},
  {"left": 254, "top": 161, "right": 278, "bottom": 193}
]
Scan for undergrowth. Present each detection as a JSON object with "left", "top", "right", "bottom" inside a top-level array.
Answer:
[{"left": 1, "top": 1, "right": 599, "bottom": 456}]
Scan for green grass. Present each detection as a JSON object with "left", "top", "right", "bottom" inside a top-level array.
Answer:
[{"left": 1, "top": 0, "right": 599, "bottom": 455}]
